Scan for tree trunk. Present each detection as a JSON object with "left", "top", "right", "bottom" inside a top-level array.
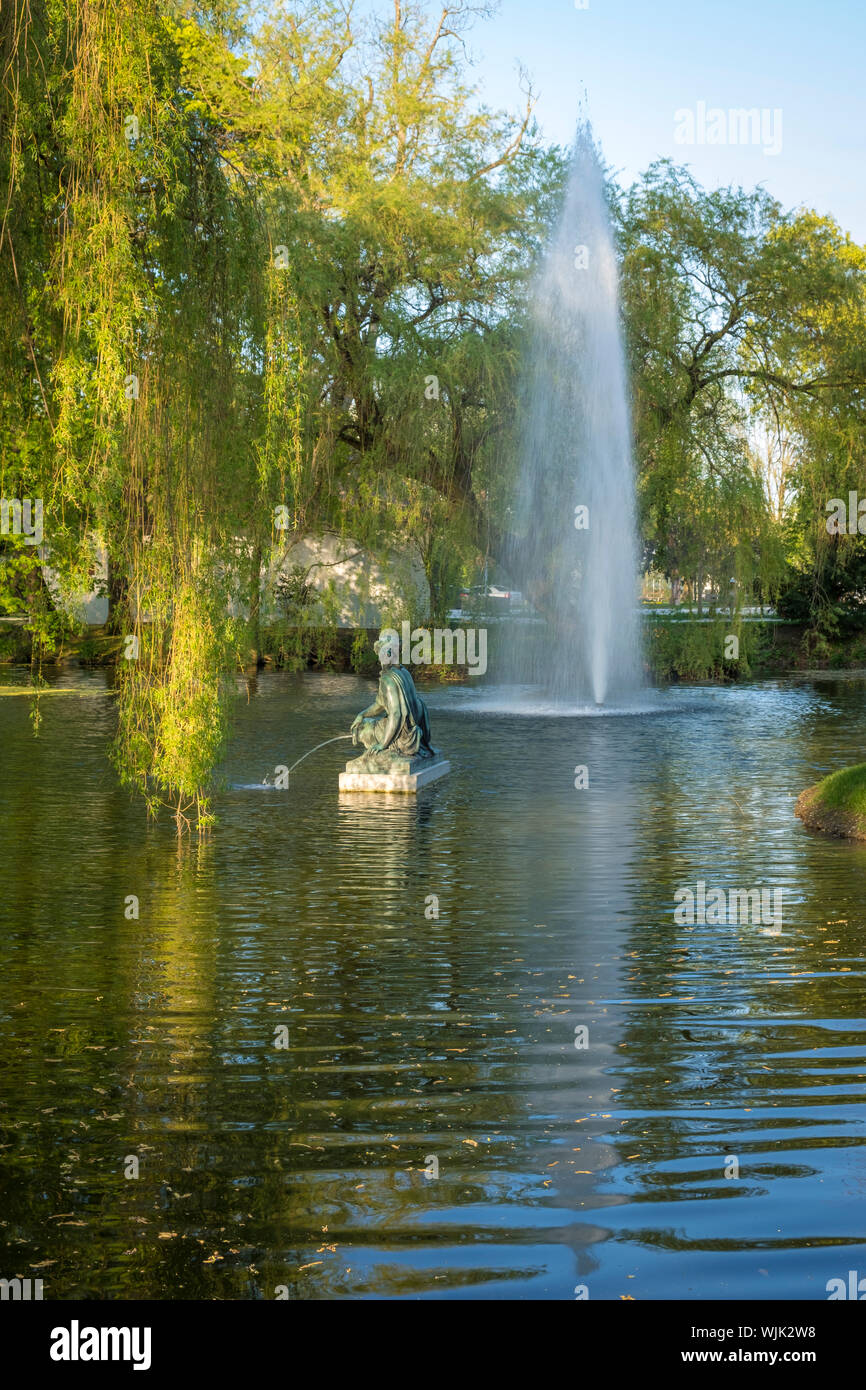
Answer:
[
  {"left": 105, "top": 551, "right": 130, "bottom": 634},
  {"left": 247, "top": 540, "right": 263, "bottom": 669}
]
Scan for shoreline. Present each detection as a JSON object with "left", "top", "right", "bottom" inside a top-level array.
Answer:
[
  {"left": 7, "top": 616, "right": 866, "bottom": 685},
  {"left": 795, "top": 768, "right": 866, "bottom": 842}
]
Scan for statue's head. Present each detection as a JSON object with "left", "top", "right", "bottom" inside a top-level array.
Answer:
[{"left": 373, "top": 630, "right": 399, "bottom": 667}]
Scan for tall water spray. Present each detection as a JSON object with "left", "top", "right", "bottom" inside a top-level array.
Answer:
[{"left": 509, "top": 128, "right": 643, "bottom": 706}]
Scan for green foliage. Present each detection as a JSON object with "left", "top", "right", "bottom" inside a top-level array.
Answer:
[
  {"left": 112, "top": 577, "right": 235, "bottom": 828},
  {"left": 778, "top": 533, "right": 866, "bottom": 634},
  {"left": 810, "top": 762, "right": 866, "bottom": 816},
  {"left": 646, "top": 617, "right": 758, "bottom": 681},
  {"left": 617, "top": 163, "right": 866, "bottom": 613},
  {"left": 350, "top": 629, "right": 375, "bottom": 674}
]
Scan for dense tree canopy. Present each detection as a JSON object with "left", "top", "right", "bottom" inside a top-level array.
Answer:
[{"left": 617, "top": 164, "right": 866, "bottom": 609}]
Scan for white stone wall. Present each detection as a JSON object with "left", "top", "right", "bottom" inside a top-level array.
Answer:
[
  {"left": 260, "top": 532, "right": 430, "bottom": 628},
  {"left": 43, "top": 533, "right": 430, "bottom": 629}
]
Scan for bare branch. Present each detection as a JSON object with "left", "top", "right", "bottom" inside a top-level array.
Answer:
[{"left": 471, "top": 78, "right": 536, "bottom": 180}]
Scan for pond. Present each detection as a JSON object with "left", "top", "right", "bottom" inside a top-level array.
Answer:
[{"left": 1, "top": 669, "right": 865, "bottom": 1300}]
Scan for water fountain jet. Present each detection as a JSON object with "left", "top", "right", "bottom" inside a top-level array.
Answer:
[{"left": 505, "top": 125, "right": 643, "bottom": 709}]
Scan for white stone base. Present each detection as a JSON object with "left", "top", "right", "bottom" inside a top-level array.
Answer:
[{"left": 339, "top": 758, "right": 450, "bottom": 793}]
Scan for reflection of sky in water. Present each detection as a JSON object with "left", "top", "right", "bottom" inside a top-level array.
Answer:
[
  {"left": 424, "top": 683, "right": 687, "bottom": 717},
  {"left": 0, "top": 670, "right": 865, "bottom": 1299}
]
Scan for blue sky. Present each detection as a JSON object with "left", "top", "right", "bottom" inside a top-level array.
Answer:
[{"left": 452, "top": 0, "right": 866, "bottom": 240}]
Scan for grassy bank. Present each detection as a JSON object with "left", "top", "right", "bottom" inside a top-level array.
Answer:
[
  {"left": 795, "top": 764, "right": 866, "bottom": 840},
  {"left": 0, "top": 623, "right": 469, "bottom": 682},
  {"left": 645, "top": 616, "right": 866, "bottom": 681},
  {"left": 8, "top": 613, "right": 866, "bottom": 684}
]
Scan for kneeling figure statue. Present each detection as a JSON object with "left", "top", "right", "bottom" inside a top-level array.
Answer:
[{"left": 341, "top": 633, "right": 448, "bottom": 791}]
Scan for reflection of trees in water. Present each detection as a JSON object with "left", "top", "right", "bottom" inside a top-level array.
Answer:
[
  {"left": 609, "top": 735, "right": 863, "bottom": 1256},
  {"left": 254, "top": 791, "right": 502, "bottom": 1298},
  {"left": 63, "top": 784, "right": 527, "bottom": 1299},
  {"left": 0, "top": 680, "right": 146, "bottom": 1290}
]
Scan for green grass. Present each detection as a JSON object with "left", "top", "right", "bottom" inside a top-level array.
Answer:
[
  {"left": 796, "top": 762, "right": 866, "bottom": 839},
  {"left": 809, "top": 763, "right": 866, "bottom": 815}
]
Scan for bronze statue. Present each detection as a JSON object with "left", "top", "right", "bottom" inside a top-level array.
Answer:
[
  {"left": 350, "top": 634, "right": 435, "bottom": 763},
  {"left": 340, "top": 632, "right": 449, "bottom": 791}
]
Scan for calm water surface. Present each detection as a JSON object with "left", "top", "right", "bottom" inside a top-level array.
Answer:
[{"left": 1, "top": 670, "right": 865, "bottom": 1299}]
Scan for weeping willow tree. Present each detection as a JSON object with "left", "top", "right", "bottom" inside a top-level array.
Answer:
[
  {"left": 173, "top": 0, "right": 561, "bottom": 611},
  {"left": 755, "top": 214, "right": 866, "bottom": 644},
  {"left": 617, "top": 163, "right": 866, "bottom": 612},
  {"left": 1, "top": 0, "right": 556, "bottom": 827},
  {"left": 2, "top": 0, "right": 265, "bottom": 826}
]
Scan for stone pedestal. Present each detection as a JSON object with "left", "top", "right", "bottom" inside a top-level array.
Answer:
[{"left": 338, "top": 748, "right": 450, "bottom": 793}]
